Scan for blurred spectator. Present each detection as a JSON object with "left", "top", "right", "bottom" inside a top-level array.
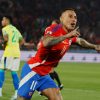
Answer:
[{"left": 0, "top": 0, "right": 100, "bottom": 51}]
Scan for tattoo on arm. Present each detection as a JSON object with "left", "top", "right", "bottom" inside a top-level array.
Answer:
[
  {"left": 77, "top": 38, "right": 96, "bottom": 49},
  {"left": 42, "top": 34, "right": 70, "bottom": 47}
]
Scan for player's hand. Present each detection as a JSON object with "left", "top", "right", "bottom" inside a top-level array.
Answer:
[
  {"left": 2, "top": 42, "right": 7, "bottom": 50},
  {"left": 95, "top": 45, "right": 100, "bottom": 52},
  {"left": 69, "top": 26, "right": 80, "bottom": 37},
  {"left": 0, "top": 40, "right": 7, "bottom": 50}
]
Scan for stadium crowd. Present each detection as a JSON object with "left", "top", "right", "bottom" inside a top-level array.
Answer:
[
  {"left": 0, "top": 1, "right": 100, "bottom": 100},
  {"left": 0, "top": 0, "right": 100, "bottom": 51}
]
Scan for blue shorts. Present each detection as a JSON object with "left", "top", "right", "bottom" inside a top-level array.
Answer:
[{"left": 18, "top": 63, "right": 58, "bottom": 99}]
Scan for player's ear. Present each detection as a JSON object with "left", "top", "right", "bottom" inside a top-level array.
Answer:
[{"left": 60, "top": 16, "right": 63, "bottom": 23}]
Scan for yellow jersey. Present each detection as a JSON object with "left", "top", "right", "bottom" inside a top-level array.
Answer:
[{"left": 2, "top": 24, "right": 23, "bottom": 57}]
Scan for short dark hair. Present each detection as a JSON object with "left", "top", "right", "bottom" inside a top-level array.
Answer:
[
  {"left": 59, "top": 8, "right": 76, "bottom": 17},
  {"left": 64, "top": 8, "right": 76, "bottom": 12},
  {"left": 3, "top": 15, "right": 13, "bottom": 24}
]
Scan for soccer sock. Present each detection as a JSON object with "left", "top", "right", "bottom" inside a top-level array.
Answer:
[
  {"left": 0, "top": 69, "right": 5, "bottom": 88},
  {"left": 52, "top": 71, "right": 62, "bottom": 86},
  {"left": 49, "top": 72, "right": 55, "bottom": 80},
  {"left": 11, "top": 71, "right": 19, "bottom": 90}
]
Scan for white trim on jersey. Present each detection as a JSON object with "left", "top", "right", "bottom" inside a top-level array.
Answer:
[
  {"left": 29, "top": 62, "right": 41, "bottom": 69},
  {"left": 28, "top": 60, "right": 46, "bottom": 69}
]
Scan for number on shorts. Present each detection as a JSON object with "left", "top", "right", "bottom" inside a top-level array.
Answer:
[{"left": 30, "top": 81, "right": 37, "bottom": 90}]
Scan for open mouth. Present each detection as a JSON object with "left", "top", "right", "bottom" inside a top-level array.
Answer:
[{"left": 71, "top": 23, "right": 76, "bottom": 27}]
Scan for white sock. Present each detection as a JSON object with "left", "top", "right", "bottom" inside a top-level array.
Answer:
[
  {"left": 15, "top": 90, "right": 17, "bottom": 95},
  {"left": 0, "top": 88, "right": 2, "bottom": 96}
]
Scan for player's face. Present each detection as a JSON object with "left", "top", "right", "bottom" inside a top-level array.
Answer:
[
  {"left": 1, "top": 17, "right": 8, "bottom": 27},
  {"left": 61, "top": 11, "right": 77, "bottom": 30}
]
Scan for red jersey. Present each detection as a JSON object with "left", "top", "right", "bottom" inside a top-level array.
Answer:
[{"left": 27, "top": 24, "right": 77, "bottom": 75}]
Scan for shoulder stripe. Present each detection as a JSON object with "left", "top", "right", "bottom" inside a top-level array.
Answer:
[{"left": 52, "top": 24, "right": 62, "bottom": 33}]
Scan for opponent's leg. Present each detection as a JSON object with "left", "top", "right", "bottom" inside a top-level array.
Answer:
[
  {"left": 11, "top": 71, "right": 19, "bottom": 100},
  {"left": 0, "top": 69, "right": 5, "bottom": 97},
  {"left": 50, "top": 71, "right": 63, "bottom": 90},
  {"left": 0, "top": 57, "right": 6, "bottom": 97}
]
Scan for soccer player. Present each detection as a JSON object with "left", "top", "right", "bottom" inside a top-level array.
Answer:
[
  {"left": 0, "top": 16, "right": 34, "bottom": 100},
  {"left": 17, "top": 9, "right": 100, "bottom": 100}
]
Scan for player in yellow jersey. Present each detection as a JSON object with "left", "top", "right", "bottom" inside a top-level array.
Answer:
[{"left": 0, "top": 16, "right": 34, "bottom": 100}]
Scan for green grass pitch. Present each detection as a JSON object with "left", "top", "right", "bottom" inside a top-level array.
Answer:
[{"left": 0, "top": 62, "right": 100, "bottom": 100}]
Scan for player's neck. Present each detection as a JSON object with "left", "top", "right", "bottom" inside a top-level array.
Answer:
[
  {"left": 62, "top": 25, "right": 68, "bottom": 33},
  {"left": 62, "top": 26, "right": 73, "bottom": 33},
  {"left": 4, "top": 24, "right": 10, "bottom": 27}
]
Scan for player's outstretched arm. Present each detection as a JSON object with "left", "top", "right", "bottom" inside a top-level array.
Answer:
[
  {"left": 19, "top": 38, "right": 34, "bottom": 47},
  {"left": 76, "top": 38, "right": 100, "bottom": 51},
  {"left": 43, "top": 27, "right": 80, "bottom": 47}
]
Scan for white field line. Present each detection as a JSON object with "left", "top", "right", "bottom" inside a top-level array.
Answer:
[
  {"left": 1, "top": 87, "right": 100, "bottom": 100},
  {"left": 4, "top": 82, "right": 100, "bottom": 93},
  {"left": 63, "top": 88, "right": 100, "bottom": 93}
]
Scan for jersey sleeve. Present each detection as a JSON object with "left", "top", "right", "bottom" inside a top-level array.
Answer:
[
  {"left": 44, "top": 26, "right": 52, "bottom": 35},
  {"left": 17, "top": 30, "right": 23, "bottom": 40},
  {"left": 71, "top": 37, "right": 78, "bottom": 43},
  {"left": 44, "top": 24, "right": 59, "bottom": 37},
  {"left": 2, "top": 28, "right": 8, "bottom": 36},
  {"left": 19, "top": 33, "right": 23, "bottom": 40}
]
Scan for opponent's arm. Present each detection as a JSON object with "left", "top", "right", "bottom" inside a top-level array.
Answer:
[
  {"left": 42, "top": 27, "right": 80, "bottom": 47},
  {"left": 76, "top": 38, "right": 100, "bottom": 51},
  {"left": 2, "top": 34, "right": 8, "bottom": 49},
  {"left": 3, "top": 34, "right": 8, "bottom": 42},
  {"left": 19, "top": 37, "right": 34, "bottom": 47}
]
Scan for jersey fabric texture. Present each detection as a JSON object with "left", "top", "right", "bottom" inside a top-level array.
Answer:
[
  {"left": 2, "top": 24, "right": 22, "bottom": 57},
  {"left": 27, "top": 24, "right": 77, "bottom": 75}
]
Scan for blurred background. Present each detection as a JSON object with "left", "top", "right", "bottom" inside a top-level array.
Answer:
[
  {"left": 0, "top": 1, "right": 100, "bottom": 100},
  {"left": 0, "top": 0, "right": 100, "bottom": 52}
]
